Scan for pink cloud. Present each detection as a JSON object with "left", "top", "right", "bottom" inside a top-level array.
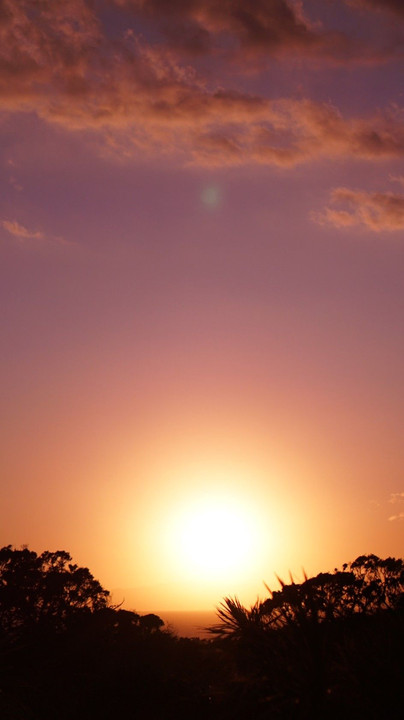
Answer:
[
  {"left": 191, "top": 100, "right": 404, "bottom": 167},
  {"left": 2, "top": 219, "right": 44, "bottom": 240},
  {"left": 1, "top": 0, "right": 401, "bottom": 125},
  {"left": 1, "top": 2, "right": 404, "bottom": 168},
  {"left": 1, "top": 219, "right": 70, "bottom": 247},
  {"left": 315, "top": 186, "right": 404, "bottom": 232},
  {"left": 0, "top": 0, "right": 100, "bottom": 102}
]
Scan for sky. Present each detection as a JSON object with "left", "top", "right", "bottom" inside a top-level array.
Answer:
[{"left": 1, "top": 0, "right": 403, "bottom": 612}]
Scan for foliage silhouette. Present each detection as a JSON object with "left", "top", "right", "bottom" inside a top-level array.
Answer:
[
  {"left": 0, "top": 547, "right": 402, "bottom": 719},
  {"left": 0, "top": 545, "right": 216, "bottom": 720},
  {"left": 211, "top": 555, "right": 403, "bottom": 639},
  {"left": 209, "top": 555, "right": 404, "bottom": 718},
  {"left": 0, "top": 545, "right": 109, "bottom": 635}
]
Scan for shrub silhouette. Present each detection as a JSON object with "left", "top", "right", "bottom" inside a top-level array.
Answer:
[
  {"left": 0, "top": 545, "right": 109, "bottom": 635},
  {"left": 212, "top": 555, "right": 403, "bottom": 638},
  {"left": 0, "top": 547, "right": 402, "bottom": 719},
  {"left": 0, "top": 546, "right": 213, "bottom": 720},
  {"left": 209, "top": 555, "right": 404, "bottom": 718}
]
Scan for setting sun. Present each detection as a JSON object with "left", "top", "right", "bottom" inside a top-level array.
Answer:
[
  {"left": 1, "top": 0, "right": 403, "bottom": 714},
  {"left": 1, "top": 0, "right": 403, "bottom": 632},
  {"left": 144, "top": 464, "right": 280, "bottom": 598},
  {"left": 171, "top": 496, "right": 258, "bottom": 580}
]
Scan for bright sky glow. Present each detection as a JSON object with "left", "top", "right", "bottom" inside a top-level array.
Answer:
[
  {"left": 166, "top": 494, "right": 262, "bottom": 581},
  {"left": 1, "top": 0, "right": 403, "bottom": 612}
]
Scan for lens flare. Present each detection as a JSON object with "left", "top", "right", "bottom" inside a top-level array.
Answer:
[{"left": 201, "top": 185, "right": 221, "bottom": 208}]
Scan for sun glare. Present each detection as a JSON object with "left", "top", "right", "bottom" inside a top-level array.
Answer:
[
  {"left": 179, "top": 502, "right": 254, "bottom": 577},
  {"left": 165, "top": 490, "right": 266, "bottom": 584}
]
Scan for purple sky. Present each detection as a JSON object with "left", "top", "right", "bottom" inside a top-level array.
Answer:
[{"left": 1, "top": 0, "right": 403, "bottom": 610}]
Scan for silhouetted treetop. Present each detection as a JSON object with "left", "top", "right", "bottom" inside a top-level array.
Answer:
[
  {"left": 0, "top": 547, "right": 402, "bottom": 719},
  {"left": 211, "top": 554, "right": 404, "bottom": 638},
  {"left": 0, "top": 545, "right": 109, "bottom": 634},
  {"left": 347, "top": 553, "right": 404, "bottom": 609},
  {"left": 139, "top": 612, "right": 165, "bottom": 632}
]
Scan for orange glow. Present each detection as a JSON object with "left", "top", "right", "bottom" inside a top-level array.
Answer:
[{"left": 1, "top": 0, "right": 403, "bottom": 618}]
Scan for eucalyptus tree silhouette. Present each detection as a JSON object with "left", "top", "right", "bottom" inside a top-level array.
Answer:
[{"left": 0, "top": 545, "right": 109, "bottom": 635}]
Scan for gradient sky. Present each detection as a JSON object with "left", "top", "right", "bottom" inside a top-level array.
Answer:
[{"left": 1, "top": 0, "right": 403, "bottom": 611}]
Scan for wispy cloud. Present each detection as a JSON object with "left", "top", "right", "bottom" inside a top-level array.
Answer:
[
  {"left": 389, "top": 492, "right": 404, "bottom": 503},
  {"left": 8, "top": 176, "right": 23, "bottom": 192},
  {"left": 2, "top": 220, "right": 44, "bottom": 241},
  {"left": 2, "top": 219, "right": 69, "bottom": 247},
  {"left": 315, "top": 185, "right": 404, "bottom": 232},
  {"left": 388, "top": 512, "right": 404, "bottom": 522},
  {"left": 388, "top": 491, "right": 404, "bottom": 521}
]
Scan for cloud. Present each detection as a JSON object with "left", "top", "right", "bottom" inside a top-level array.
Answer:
[
  {"left": 389, "top": 492, "right": 404, "bottom": 503},
  {"left": 116, "top": 0, "right": 328, "bottom": 56},
  {"left": 348, "top": 0, "right": 404, "bottom": 18},
  {"left": 315, "top": 185, "right": 404, "bottom": 231},
  {"left": 0, "top": 2, "right": 267, "bottom": 131},
  {"left": 390, "top": 175, "right": 404, "bottom": 187},
  {"left": 1, "top": 2, "right": 404, "bottom": 168},
  {"left": 1, "top": 219, "right": 69, "bottom": 246},
  {"left": 1, "top": 0, "right": 401, "bottom": 130},
  {"left": 190, "top": 99, "right": 404, "bottom": 167},
  {"left": 388, "top": 512, "right": 404, "bottom": 522},
  {"left": 387, "top": 492, "right": 404, "bottom": 521},
  {"left": 0, "top": 0, "right": 101, "bottom": 112},
  {"left": 8, "top": 176, "right": 23, "bottom": 191},
  {"left": 2, "top": 219, "right": 44, "bottom": 240},
  {"left": 114, "top": 0, "right": 400, "bottom": 64}
]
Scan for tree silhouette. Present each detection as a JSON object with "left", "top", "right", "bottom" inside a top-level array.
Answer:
[
  {"left": 1, "top": 547, "right": 402, "bottom": 719},
  {"left": 211, "top": 555, "right": 404, "bottom": 639},
  {"left": 209, "top": 555, "right": 404, "bottom": 718},
  {"left": 138, "top": 612, "right": 165, "bottom": 633},
  {"left": 0, "top": 545, "right": 109, "bottom": 635}
]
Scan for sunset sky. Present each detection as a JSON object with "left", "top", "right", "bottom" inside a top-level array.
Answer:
[{"left": 1, "top": 0, "right": 403, "bottom": 612}]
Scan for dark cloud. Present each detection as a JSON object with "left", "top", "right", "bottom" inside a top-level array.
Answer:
[
  {"left": 0, "top": 0, "right": 100, "bottom": 104},
  {"left": 114, "top": 0, "right": 404, "bottom": 63},
  {"left": 1, "top": 1, "right": 404, "bottom": 168},
  {"left": 114, "top": 0, "right": 351, "bottom": 60},
  {"left": 349, "top": 0, "right": 404, "bottom": 18},
  {"left": 197, "top": 100, "right": 404, "bottom": 166}
]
